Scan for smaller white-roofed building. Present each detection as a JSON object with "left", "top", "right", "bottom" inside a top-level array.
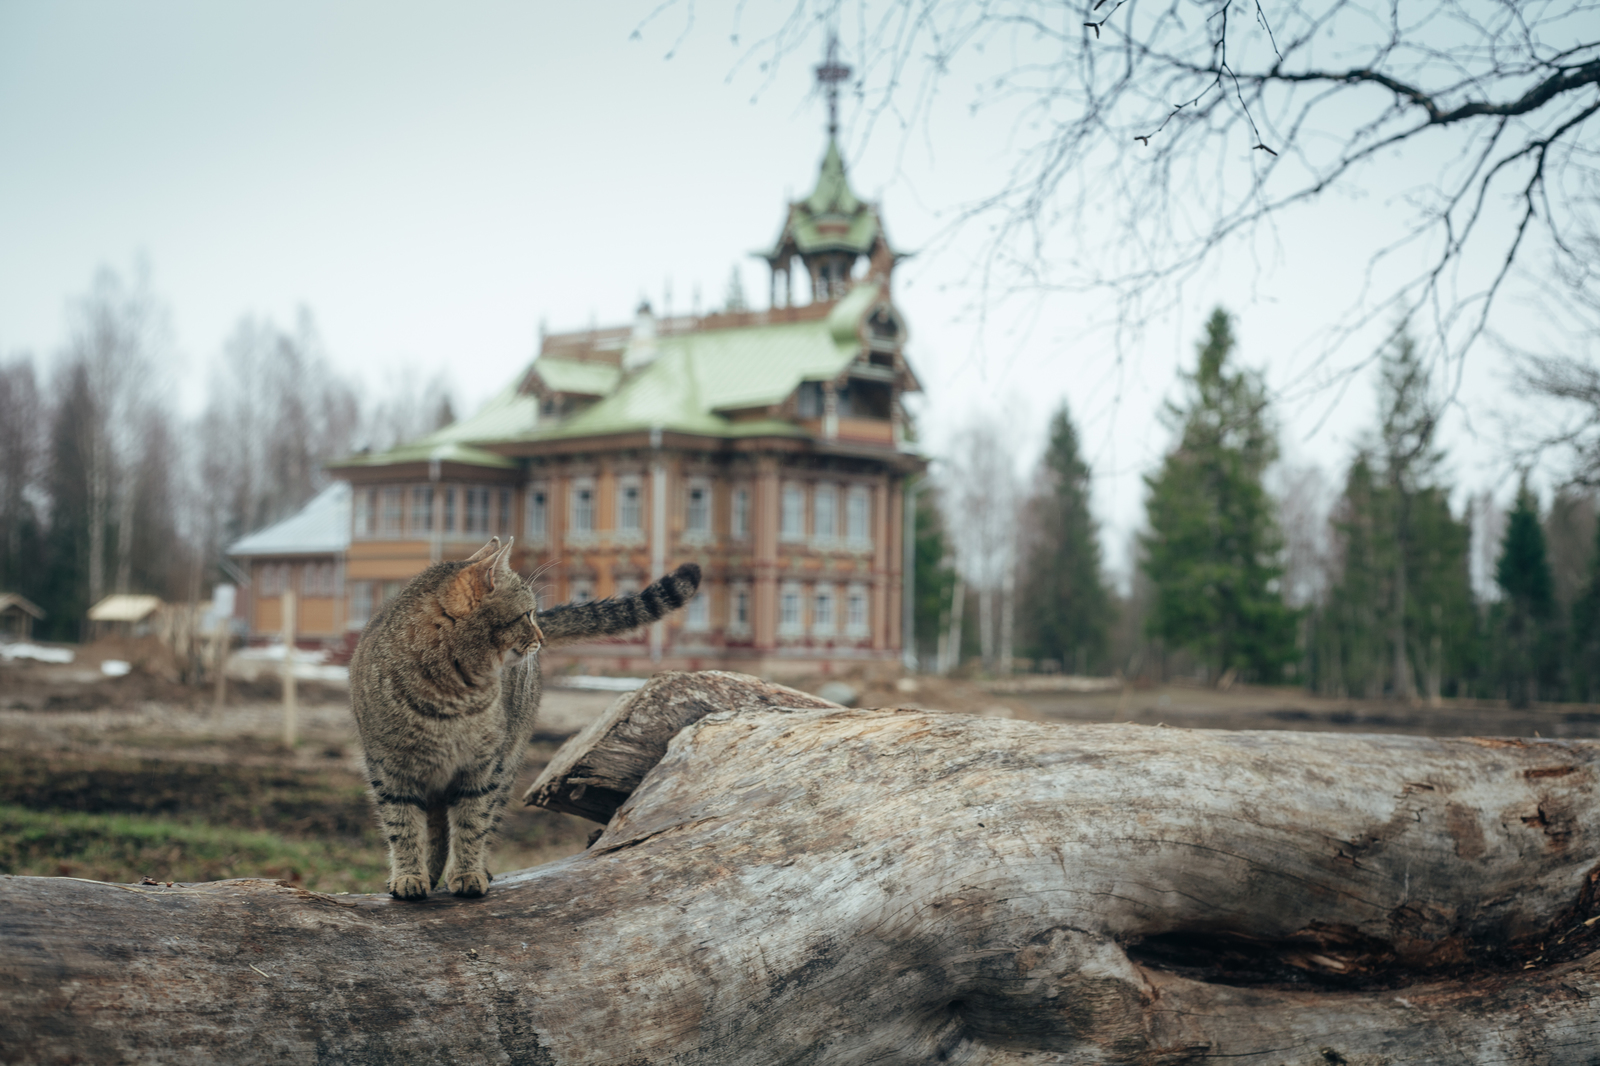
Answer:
[{"left": 227, "top": 483, "right": 354, "bottom": 643}]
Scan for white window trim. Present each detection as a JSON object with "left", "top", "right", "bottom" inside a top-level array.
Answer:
[
  {"left": 778, "top": 581, "right": 805, "bottom": 637},
  {"left": 812, "top": 483, "right": 838, "bottom": 547},
  {"left": 845, "top": 485, "right": 872, "bottom": 550},
  {"left": 780, "top": 483, "right": 807, "bottom": 543},
  {"left": 727, "top": 581, "right": 752, "bottom": 636},
  {"left": 684, "top": 585, "right": 710, "bottom": 631},
  {"left": 683, "top": 477, "right": 714, "bottom": 545},
  {"left": 845, "top": 583, "right": 870, "bottom": 638},
  {"left": 569, "top": 477, "right": 597, "bottom": 542},
  {"left": 525, "top": 482, "right": 550, "bottom": 546},
  {"left": 731, "top": 486, "right": 752, "bottom": 540},
  {"left": 812, "top": 582, "right": 837, "bottom": 637},
  {"left": 616, "top": 476, "right": 644, "bottom": 533}
]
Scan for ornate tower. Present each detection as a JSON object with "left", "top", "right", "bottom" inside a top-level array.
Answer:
[{"left": 758, "top": 35, "right": 903, "bottom": 308}]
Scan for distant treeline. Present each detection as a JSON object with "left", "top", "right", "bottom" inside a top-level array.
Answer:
[
  {"left": 914, "top": 308, "right": 1600, "bottom": 707},
  {"left": 0, "top": 264, "right": 454, "bottom": 641}
]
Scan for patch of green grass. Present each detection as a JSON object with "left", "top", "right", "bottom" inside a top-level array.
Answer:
[{"left": 0, "top": 804, "right": 390, "bottom": 894}]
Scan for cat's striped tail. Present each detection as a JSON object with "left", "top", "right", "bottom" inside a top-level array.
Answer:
[{"left": 536, "top": 563, "right": 702, "bottom": 646}]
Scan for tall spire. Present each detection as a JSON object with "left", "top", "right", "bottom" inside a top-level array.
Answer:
[{"left": 814, "top": 31, "right": 851, "bottom": 139}]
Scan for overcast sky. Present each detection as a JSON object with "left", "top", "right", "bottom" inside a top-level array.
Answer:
[{"left": 0, "top": 1, "right": 1583, "bottom": 585}]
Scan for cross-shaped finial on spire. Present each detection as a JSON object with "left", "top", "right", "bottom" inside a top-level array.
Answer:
[{"left": 814, "top": 32, "right": 851, "bottom": 138}]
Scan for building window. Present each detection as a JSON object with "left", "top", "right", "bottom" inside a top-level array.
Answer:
[
  {"left": 380, "top": 487, "right": 404, "bottom": 536},
  {"left": 780, "top": 484, "right": 805, "bottom": 541},
  {"left": 464, "top": 487, "right": 491, "bottom": 535},
  {"left": 618, "top": 482, "right": 642, "bottom": 531},
  {"left": 615, "top": 576, "right": 640, "bottom": 596},
  {"left": 443, "top": 486, "right": 457, "bottom": 534},
  {"left": 302, "top": 562, "right": 337, "bottom": 597},
  {"left": 353, "top": 489, "right": 376, "bottom": 538},
  {"left": 729, "top": 584, "right": 751, "bottom": 634},
  {"left": 684, "top": 589, "right": 709, "bottom": 631},
  {"left": 498, "top": 489, "right": 513, "bottom": 534},
  {"left": 686, "top": 483, "right": 710, "bottom": 535},
  {"left": 846, "top": 585, "right": 869, "bottom": 637},
  {"left": 348, "top": 581, "right": 374, "bottom": 628},
  {"left": 570, "top": 579, "right": 594, "bottom": 604},
  {"left": 526, "top": 487, "right": 547, "bottom": 541},
  {"left": 779, "top": 583, "right": 804, "bottom": 635},
  {"left": 846, "top": 487, "right": 870, "bottom": 546},
  {"left": 571, "top": 485, "right": 594, "bottom": 533},
  {"left": 797, "top": 381, "right": 824, "bottom": 418},
  {"left": 381, "top": 580, "right": 406, "bottom": 606},
  {"left": 813, "top": 484, "right": 837, "bottom": 542},
  {"left": 732, "top": 487, "right": 750, "bottom": 538},
  {"left": 410, "top": 486, "right": 434, "bottom": 536},
  {"left": 258, "top": 563, "right": 288, "bottom": 596},
  {"left": 813, "top": 584, "right": 835, "bottom": 635}
]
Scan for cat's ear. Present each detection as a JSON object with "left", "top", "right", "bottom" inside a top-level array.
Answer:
[
  {"left": 463, "top": 537, "right": 501, "bottom": 564},
  {"left": 442, "top": 551, "right": 502, "bottom": 617},
  {"left": 493, "top": 537, "right": 516, "bottom": 573}
]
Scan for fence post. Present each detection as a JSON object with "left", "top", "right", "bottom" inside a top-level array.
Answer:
[{"left": 281, "top": 589, "right": 297, "bottom": 747}]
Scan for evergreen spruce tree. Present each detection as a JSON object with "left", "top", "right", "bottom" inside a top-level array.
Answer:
[
  {"left": 1405, "top": 486, "right": 1477, "bottom": 702},
  {"left": 1315, "top": 330, "right": 1477, "bottom": 701},
  {"left": 1571, "top": 517, "right": 1600, "bottom": 703},
  {"left": 1018, "top": 402, "right": 1112, "bottom": 673},
  {"left": 1142, "top": 308, "right": 1296, "bottom": 682},
  {"left": 1315, "top": 454, "right": 1392, "bottom": 697},
  {"left": 1495, "top": 483, "right": 1557, "bottom": 707},
  {"left": 911, "top": 482, "right": 958, "bottom": 670}
]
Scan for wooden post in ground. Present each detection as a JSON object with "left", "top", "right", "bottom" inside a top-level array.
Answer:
[
  {"left": 280, "top": 589, "right": 297, "bottom": 747},
  {"left": 210, "top": 623, "right": 228, "bottom": 710}
]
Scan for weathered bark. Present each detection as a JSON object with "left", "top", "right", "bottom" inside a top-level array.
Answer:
[
  {"left": 3, "top": 671, "right": 1599, "bottom": 1064},
  {"left": 524, "top": 671, "right": 837, "bottom": 823}
]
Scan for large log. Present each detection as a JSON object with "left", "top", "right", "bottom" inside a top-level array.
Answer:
[{"left": 3, "top": 671, "right": 1598, "bottom": 1064}]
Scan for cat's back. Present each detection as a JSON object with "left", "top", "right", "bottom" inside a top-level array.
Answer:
[{"left": 348, "top": 563, "right": 454, "bottom": 719}]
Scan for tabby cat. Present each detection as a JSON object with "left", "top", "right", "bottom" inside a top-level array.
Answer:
[{"left": 349, "top": 536, "right": 701, "bottom": 900}]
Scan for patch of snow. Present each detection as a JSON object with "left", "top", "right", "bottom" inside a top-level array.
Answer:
[
  {"left": 100, "top": 659, "right": 132, "bottom": 677},
  {"left": 0, "top": 642, "right": 75, "bottom": 664},
  {"left": 557, "top": 675, "right": 648, "bottom": 692}
]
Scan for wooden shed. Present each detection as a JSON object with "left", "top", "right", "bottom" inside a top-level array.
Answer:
[{"left": 0, "top": 593, "right": 44, "bottom": 640}]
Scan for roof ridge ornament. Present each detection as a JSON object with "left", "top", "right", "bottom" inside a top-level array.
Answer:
[{"left": 814, "top": 32, "right": 851, "bottom": 139}]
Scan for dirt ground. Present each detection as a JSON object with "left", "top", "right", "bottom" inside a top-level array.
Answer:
[{"left": 4, "top": 648, "right": 1597, "bottom": 892}]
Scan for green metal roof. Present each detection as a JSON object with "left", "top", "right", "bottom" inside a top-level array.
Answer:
[
  {"left": 805, "top": 139, "right": 861, "bottom": 216},
  {"left": 413, "top": 380, "right": 540, "bottom": 447},
  {"left": 328, "top": 439, "right": 516, "bottom": 470},
  {"left": 764, "top": 137, "right": 883, "bottom": 260},
  {"left": 530, "top": 358, "right": 621, "bottom": 397},
  {"left": 510, "top": 284, "right": 879, "bottom": 442},
  {"left": 331, "top": 283, "right": 909, "bottom": 470}
]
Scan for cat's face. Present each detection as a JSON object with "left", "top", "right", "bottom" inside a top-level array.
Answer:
[
  {"left": 481, "top": 572, "right": 543, "bottom": 665},
  {"left": 439, "top": 537, "right": 543, "bottom": 668}
]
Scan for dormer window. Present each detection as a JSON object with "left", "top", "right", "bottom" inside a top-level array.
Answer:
[{"left": 797, "top": 381, "right": 825, "bottom": 419}]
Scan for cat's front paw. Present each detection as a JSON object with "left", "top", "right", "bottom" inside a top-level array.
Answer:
[
  {"left": 448, "top": 869, "right": 490, "bottom": 898},
  {"left": 388, "top": 874, "right": 432, "bottom": 901}
]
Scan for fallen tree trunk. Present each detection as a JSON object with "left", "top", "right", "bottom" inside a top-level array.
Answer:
[{"left": 3, "top": 670, "right": 1598, "bottom": 1064}]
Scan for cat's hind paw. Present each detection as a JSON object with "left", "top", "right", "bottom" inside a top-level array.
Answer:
[
  {"left": 388, "top": 874, "right": 432, "bottom": 901},
  {"left": 448, "top": 870, "right": 490, "bottom": 898}
]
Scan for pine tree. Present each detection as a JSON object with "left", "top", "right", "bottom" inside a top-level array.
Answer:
[
  {"left": 1495, "top": 483, "right": 1557, "bottom": 707},
  {"left": 1142, "top": 308, "right": 1297, "bottom": 682},
  {"left": 1018, "top": 402, "right": 1112, "bottom": 673}
]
